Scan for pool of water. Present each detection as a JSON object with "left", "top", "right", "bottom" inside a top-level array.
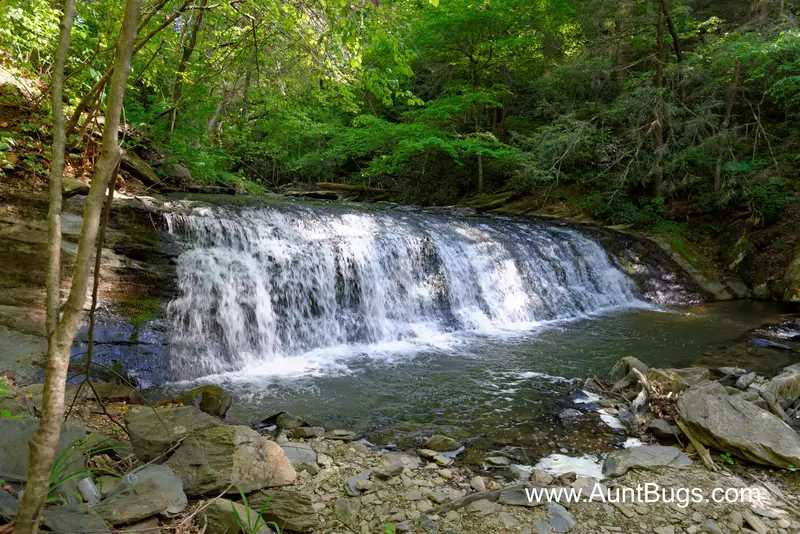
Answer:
[{"left": 145, "top": 300, "right": 796, "bottom": 461}]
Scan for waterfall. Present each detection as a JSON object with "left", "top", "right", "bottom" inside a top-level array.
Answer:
[{"left": 165, "top": 203, "right": 640, "bottom": 379}]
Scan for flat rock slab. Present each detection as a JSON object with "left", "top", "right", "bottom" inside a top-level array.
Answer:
[
  {"left": 125, "top": 405, "right": 223, "bottom": 463},
  {"left": 248, "top": 489, "right": 320, "bottom": 531},
  {"left": 43, "top": 504, "right": 111, "bottom": 533},
  {"left": 603, "top": 445, "right": 692, "bottom": 477},
  {"left": 677, "top": 390, "right": 800, "bottom": 468},
  {"left": 201, "top": 498, "right": 273, "bottom": 534},
  {"left": 92, "top": 465, "right": 186, "bottom": 525}
]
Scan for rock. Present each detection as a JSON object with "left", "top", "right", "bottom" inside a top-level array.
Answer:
[
  {"left": 346, "top": 470, "right": 373, "bottom": 496},
  {"left": 748, "top": 338, "right": 792, "bottom": 350},
  {"left": 499, "top": 487, "right": 546, "bottom": 507},
  {"left": 468, "top": 499, "right": 498, "bottom": 516},
  {"left": 42, "top": 504, "right": 111, "bottom": 533},
  {"left": 273, "top": 412, "right": 306, "bottom": 430},
  {"left": 469, "top": 476, "right": 486, "bottom": 492},
  {"left": 602, "top": 445, "right": 692, "bottom": 477},
  {"left": 736, "top": 372, "right": 759, "bottom": 389},
  {"left": 423, "top": 435, "right": 459, "bottom": 452},
  {"left": 290, "top": 427, "right": 325, "bottom": 439},
  {"left": 483, "top": 456, "right": 510, "bottom": 467},
  {"left": 88, "top": 382, "right": 143, "bottom": 405},
  {"left": 677, "top": 390, "right": 800, "bottom": 468},
  {"left": 158, "top": 385, "right": 232, "bottom": 417},
  {"left": 280, "top": 441, "right": 319, "bottom": 474},
  {"left": 610, "top": 357, "right": 649, "bottom": 390},
  {"left": 125, "top": 405, "right": 223, "bottom": 463},
  {"left": 160, "top": 161, "right": 193, "bottom": 182},
  {"left": 434, "top": 454, "right": 453, "bottom": 466},
  {"left": 742, "top": 510, "right": 768, "bottom": 534},
  {"left": 247, "top": 489, "right": 319, "bottom": 532},
  {"left": 325, "top": 429, "right": 359, "bottom": 441},
  {"left": 547, "top": 502, "right": 576, "bottom": 533},
  {"left": 783, "top": 244, "right": 800, "bottom": 302},
  {"left": 647, "top": 419, "right": 682, "bottom": 440},
  {"left": 509, "top": 464, "right": 531, "bottom": 481},
  {"left": 381, "top": 453, "right": 422, "bottom": 474},
  {"left": 334, "top": 497, "right": 361, "bottom": 523},
  {"left": 0, "top": 489, "right": 18, "bottom": 522},
  {"left": 499, "top": 511, "right": 519, "bottom": 528},
  {"left": 761, "top": 372, "right": 800, "bottom": 409},
  {"left": 166, "top": 425, "right": 296, "bottom": 496},
  {"left": 654, "top": 527, "right": 675, "bottom": 534},
  {"left": 201, "top": 498, "right": 273, "bottom": 534},
  {"left": 114, "top": 517, "right": 160, "bottom": 532},
  {"left": 701, "top": 520, "right": 724, "bottom": 534},
  {"left": 558, "top": 409, "right": 582, "bottom": 420},
  {"left": 62, "top": 177, "right": 90, "bottom": 197},
  {"left": 533, "top": 519, "right": 554, "bottom": 533},
  {"left": 121, "top": 150, "right": 161, "bottom": 187},
  {"left": 647, "top": 368, "right": 710, "bottom": 393},
  {"left": 718, "top": 367, "right": 748, "bottom": 377},
  {"left": 0, "top": 418, "right": 86, "bottom": 493},
  {"left": 531, "top": 470, "right": 554, "bottom": 485},
  {"left": 687, "top": 380, "right": 729, "bottom": 396},
  {"left": 93, "top": 465, "right": 186, "bottom": 525},
  {"left": 438, "top": 469, "right": 453, "bottom": 479}
]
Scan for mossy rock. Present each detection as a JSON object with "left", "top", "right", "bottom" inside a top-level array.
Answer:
[{"left": 158, "top": 385, "right": 232, "bottom": 417}]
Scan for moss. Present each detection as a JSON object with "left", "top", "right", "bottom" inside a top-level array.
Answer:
[
  {"left": 666, "top": 235, "right": 698, "bottom": 268},
  {"left": 114, "top": 298, "right": 163, "bottom": 340}
]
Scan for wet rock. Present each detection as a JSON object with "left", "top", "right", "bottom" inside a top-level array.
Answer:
[
  {"left": 166, "top": 425, "right": 296, "bottom": 496},
  {"left": 42, "top": 504, "right": 111, "bottom": 533},
  {"left": 483, "top": 456, "right": 510, "bottom": 467},
  {"left": 547, "top": 502, "right": 576, "bottom": 532},
  {"left": 748, "top": 338, "right": 792, "bottom": 350},
  {"left": 125, "top": 405, "right": 223, "bottom": 463},
  {"left": 603, "top": 445, "right": 692, "bottom": 477},
  {"left": 93, "top": 465, "right": 186, "bottom": 525},
  {"left": 558, "top": 409, "right": 582, "bottom": 420},
  {"left": 647, "top": 419, "right": 683, "bottom": 440},
  {"left": 610, "top": 357, "right": 649, "bottom": 390},
  {"left": 424, "top": 435, "right": 459, "bottom": 452},
  {"left": 158, "top": 385, "right": 232, "bottom": 417},
  {"left": 647, "top": 368, "right": 710, "bottom": 393},
  {"left": 276, "top": 412, "right": 307, "bottom": 430},
  {"left": 201, "top": 498, "right": 273, "bottom": 534},
  {"left": 0, "top": 418, "right": 86, "bottom": 493},
  {"left": 761, "top": 372, "right": 800, "bottom": 409},
  {"left": 280, "top": 441, "right": 319, "bottom": 474},
  {"left": 248, "top": 489, "right": 319, "bottom": 532},
  {"left": 677, "top": 390, "right": 800, "bottom": 468}
]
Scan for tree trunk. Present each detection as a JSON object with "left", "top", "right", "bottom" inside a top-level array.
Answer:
[
  {"left": 168, "top": 0, "right": 207, "bottom": 133},
  {"left": 658, "top": 0, "right": 685, "bottom": 102},
  {"left": 653, "top": 1, "right": 666, "bottom": 198},
  {"left": 714, "top": 60, "right": 742, "bottom": 194},
  {"left": 471, "top": 62, "right": 484, "bottom": 194},
  {"left": 13, "top": 2, "right": 142, "bottom": 532},
  {"left": 44, "top": 0, "right": 76, "bottom": 339},
  {"left": 616, "top": 0, "right": 633, "bottom": 91}
]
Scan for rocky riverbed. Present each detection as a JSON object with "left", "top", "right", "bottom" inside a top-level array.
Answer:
[{"left": 1, "top": 319, "right": 799, "bottom": 533}]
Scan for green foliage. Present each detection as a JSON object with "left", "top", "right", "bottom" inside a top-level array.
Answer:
[
  {"left": 233, "top": 487, "right": 282, "bottom": 534},
  {"left": 0, "top": 377, "right": 21, "bottom": 419},
  {"left": 385, "top": 523, "right": 397, "bottom": 534},
  {"left": 719, "top": 452, "right": 735, "bottom": 465}
]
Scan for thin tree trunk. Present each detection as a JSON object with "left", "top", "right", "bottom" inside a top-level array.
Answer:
[
  {"left": 653, "top": 2, "right": 666, "bottom": 198},
  {"left": 169, "top": 0, "right": 207, "bottom": 133},
  {"left": 44, "top": 0, "right": 76, "bottom": 339},
  {"left": 13, "top": 2, "right": 142, "bottom": 532},
  {"left": 714, "top": 60, "right": 742, "bottom": 193},
  {"left": 471, "top": 62, "right": 484, "bottom": 194},
  {"left": 616, "top": 0, "right": 633, "bottom": 91},
  {"left": 658, "top": 0, "right": 684, "bottom": 102}
]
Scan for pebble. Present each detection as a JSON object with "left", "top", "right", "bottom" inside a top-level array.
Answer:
[
  {"left": 445, "top": 510, "right": 460, "bottom": 522},
  {"left": 403, "top": 489, "right": 422, "bottom": 501},
  {"left": 438, "top": 469, "right": 452, "bottom": 479},
  {"left": 701, "top": 519, "right": 724, "bottom": 534},
  {"left": 468, "top": 499, "right": 497, "bottom": 517},
  {"left": 484, "top": 456, "right": 510, "bottom": 466},
  {"left": 417, "top": 500, "right": 433, "bottom": 512},
  {"left": 742, "top": 511, "right": 769, "bottom": 534},
  {"left": 499, "top": 511, "right": 519, "bottom": 528},
  {"left": 419, "top": 449, "right": 438, "bottom": 458},
  {"left": 470, "top": 476, "right": 486, "bottom": 492},
  {"left": 777, "top": 519, "right": 791, "bottom": 528},
  {"left": 654, "top": 526, "right": 675, "bottom": 534}
]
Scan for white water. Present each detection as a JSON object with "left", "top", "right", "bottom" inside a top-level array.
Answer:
[{"left": 165, "top": 204, "right": 640, "bottom": 379}]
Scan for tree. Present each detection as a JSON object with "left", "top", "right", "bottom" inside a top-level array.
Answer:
[{"left": 13, "top": 1, "right": 143, "bottom": 531}]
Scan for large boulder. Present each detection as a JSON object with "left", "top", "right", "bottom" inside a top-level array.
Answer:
[
  {"left": 166, "top": 425, "right": 296, "bottom": 496},
  {"left": 201, "top": 498, "right": 274, "bottom": 534},
  {"left": 0, "top": 418, "right": 86, "bottom": 493},
  {"left": 610, "top": 357, "right": 649, "bottom": 391},
  {"left": 603, "top": 445, "right": 692, "bottom": 477},
  {"left": 647, "top": 368, "right": 710, "bottom": 393},
  {"left": 125, "top": 405, "right": 223, "bottom": 463},
  {"left": 783, "top": 244, "right": 800, "bottom": 302},
  {"left": 761, "top": 372, "right": 800, "bottom": 410},
  {"left": 92, "top": 465, "right": 186, "bottom": 525},
  {"left": 677, "top": 390, "right": 800, "bottom": 468},
  {"left": 160, "top": 161, "right": 193, "bottom": 182},
  {"left": 248, "top": 489, "right": 319, "bottom": 532},
  {"left": 158, "top": 385, "right": 232, "bottom": 417},
  {"left": 121, "top": 150, "right": 161, "bottom": 187}
]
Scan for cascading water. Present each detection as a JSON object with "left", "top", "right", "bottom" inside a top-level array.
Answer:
[{"left": 165, "top": 203, "right": 640, "bottom": 379}]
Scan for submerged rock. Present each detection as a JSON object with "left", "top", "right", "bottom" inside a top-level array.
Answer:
[
  {"left": 158, "top": 385, "right": 232, "bottom": 417},
  {"left": 166, "top": 425, "right": 296, "bottom": 496},
  {"left": 603, "top": 445, "right": 692, "bottom": 477},
  {"left": 677, "top": 390, "right": 800, "bottom": 468},
  {"left": 423, "top": 434, "right": 459, "bottom": 452},
  {"left": 125, "top": 405, "right": 223, "bottom": 463}
]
